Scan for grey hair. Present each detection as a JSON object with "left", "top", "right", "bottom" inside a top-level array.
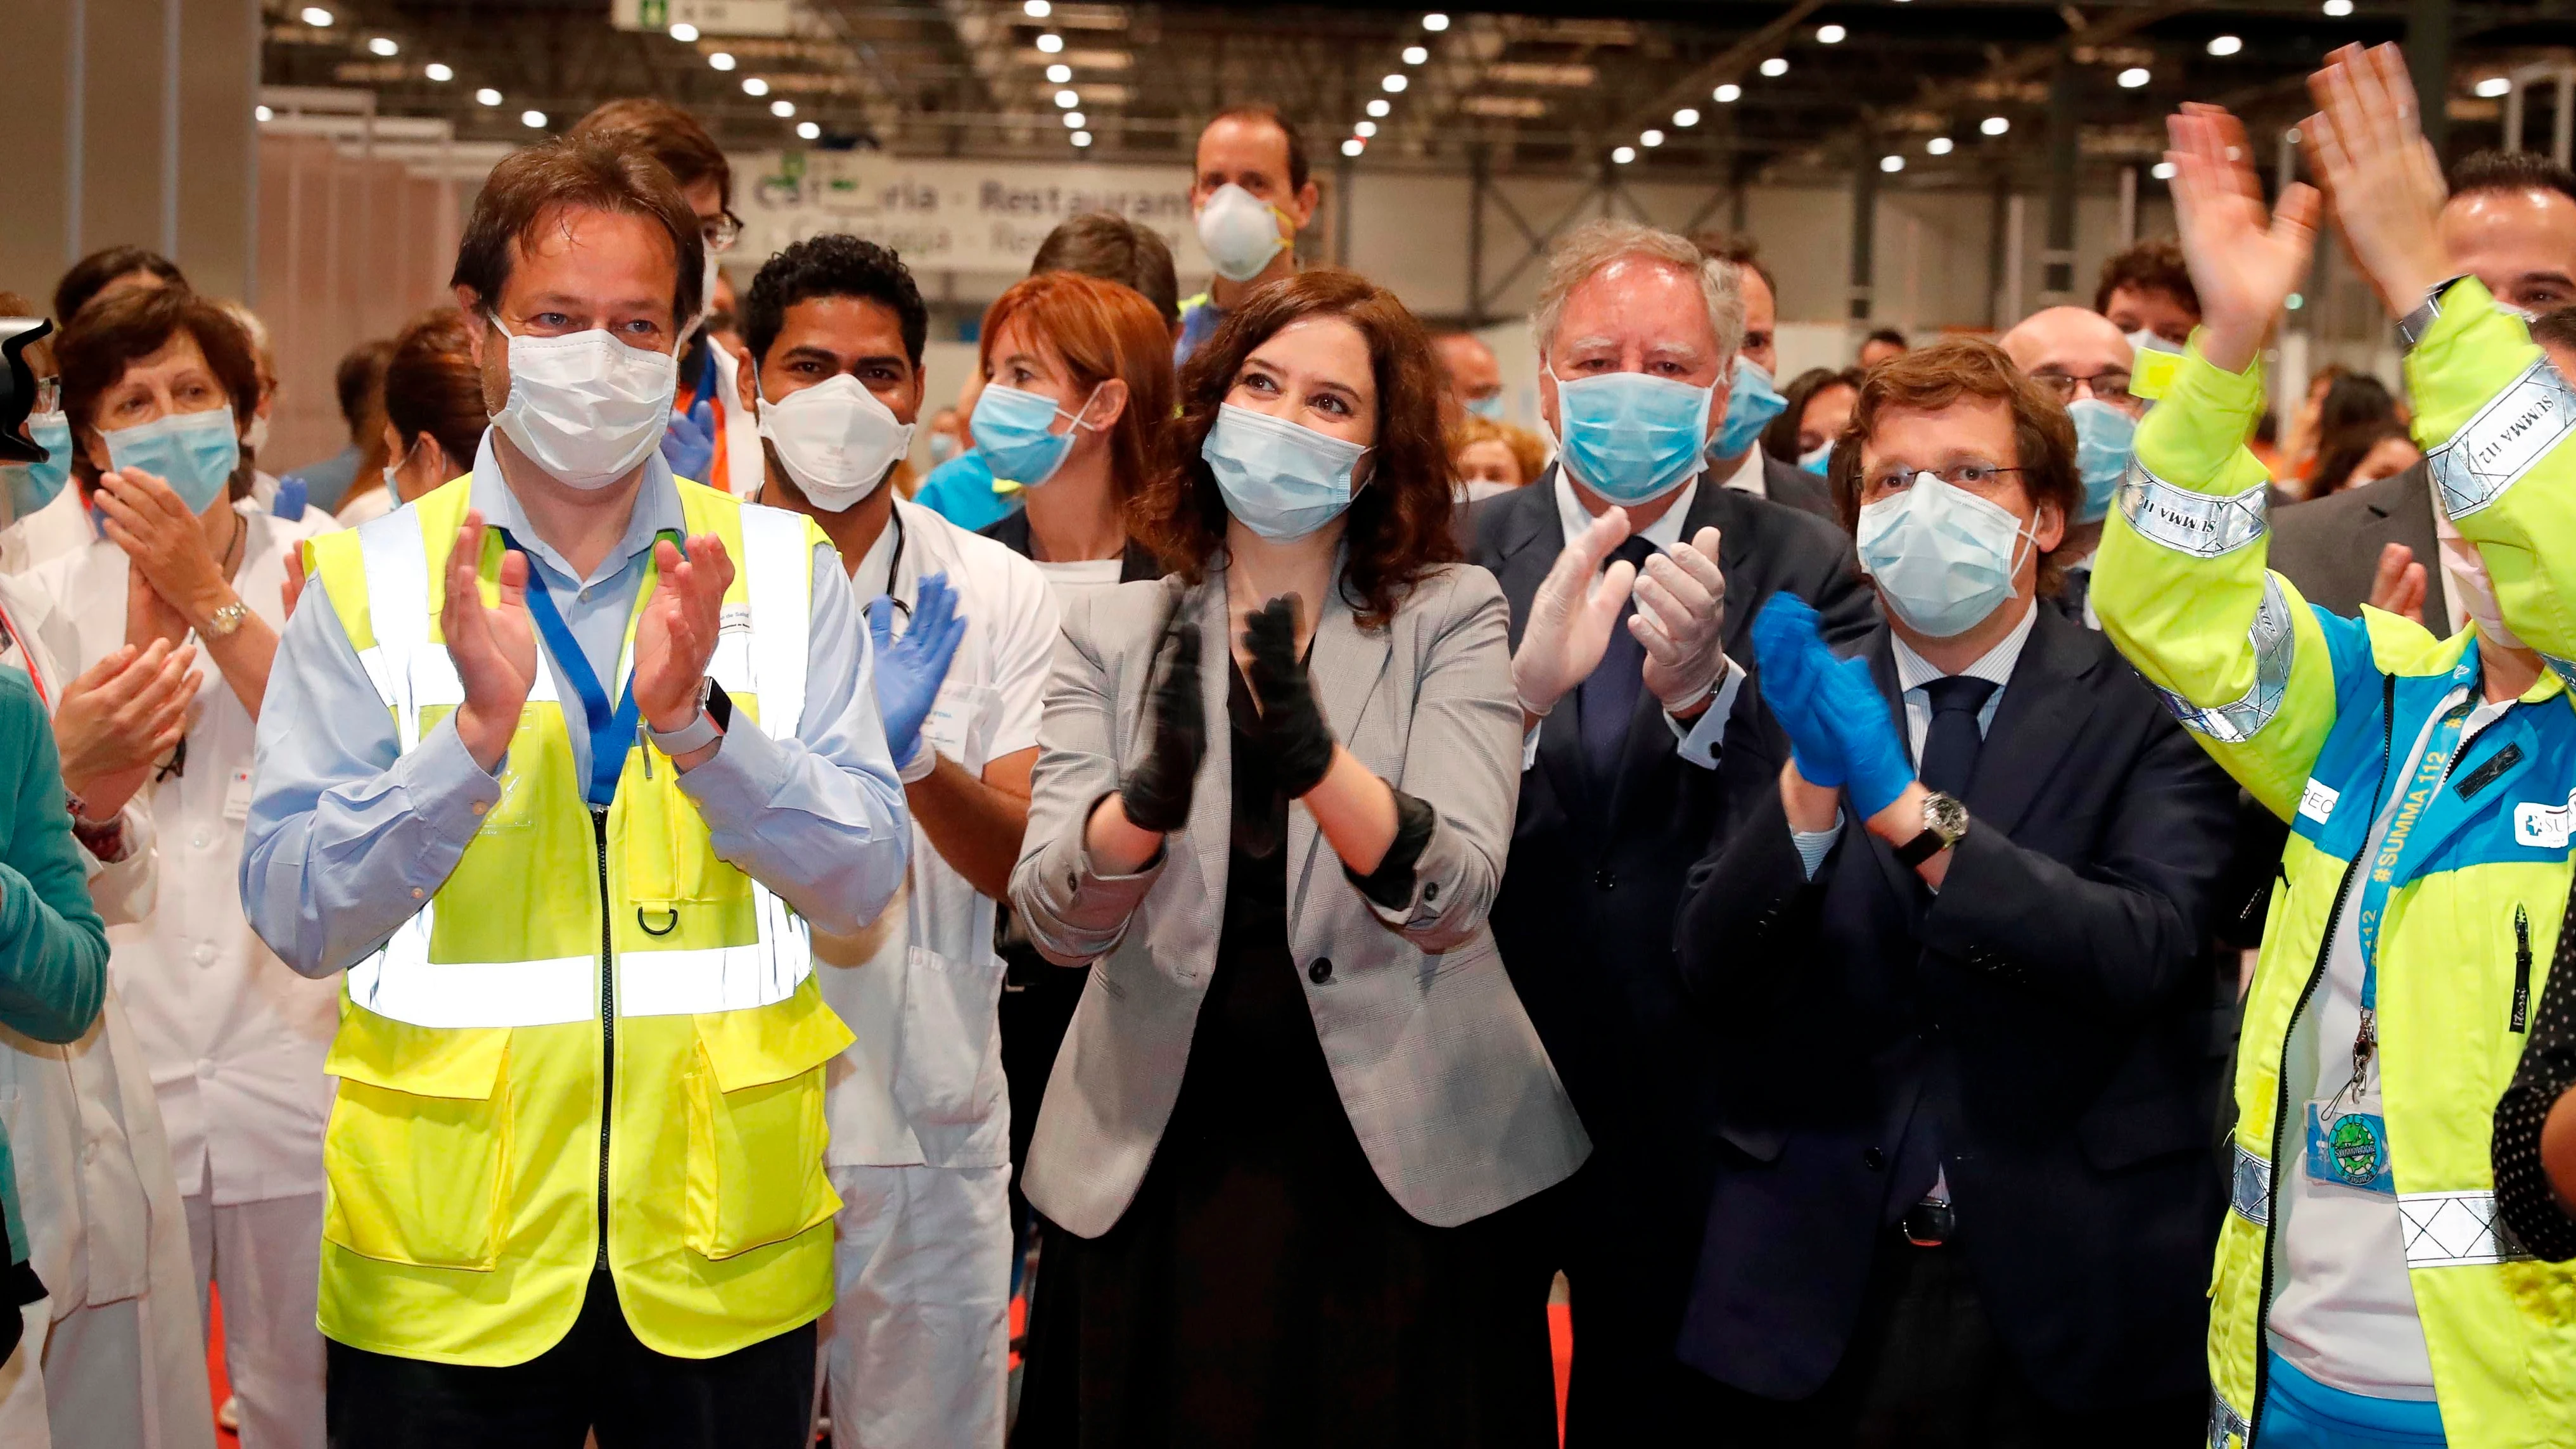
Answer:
[{"left": 1531, "top": 219, "right": 1744, "bottom": 366}]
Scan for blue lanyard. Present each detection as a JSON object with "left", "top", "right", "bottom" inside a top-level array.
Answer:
[
  {"left": 495, "top": 528, "right": 644, "bottom": 809},
  {"left": 2352, "top": 699, "right": 2472, "bottom": 1007}
]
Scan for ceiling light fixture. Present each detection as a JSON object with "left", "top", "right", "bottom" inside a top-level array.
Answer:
[
  {"left": 1036, "top": 32, "right": 1064, "bottom": 53},
  {"left": 2477, "top": 75, "right": 2513, "bottom": 98},
  {"left": 368, "top": 36, "right": 398, "bottom": 56},
  {"left": 1072, "top": 130, "right": 1093, "bottom": 147},
  {"left": 1063, "top": 111, "right": 1086, "bottom": 128},
  {"left": 1056, "top": 89, "right": 1079, "bottom": 107},
  {"left": 1024, "top": 0, "right": 1051, "bottom": 15},
  {"left": 1927, "top": 136, "right": 1953, "bottom": 155},
  {"left": 2322, "top": 0, "right": 2353, "bottom": 14},
  {"left": 797, "top": 120, "right": 821, "bottom": 139},
  {"left": 743, "top": 77, "right": 768, "bottom": 95},
  {"left": 475, "top": 87, "right": 501, "bottom": 105},
  {"left": 1422, "top": 13, "right": 1450, "bottom": 31},
  {"left": 1047, "top": 63, "right": 1072, "bottom": 82},
  {"left": 1641, "top": 129, "right": 1665, "bottom": 146},
  {"left": 1403, "top": 45, "right": 1428, "bottom": 65},
  {"left": 1367, "top": 98, "right": 1391, "bottom": 117},
  {"left": 772, "top": 99, "right": 796, "bottom": 117},
  {"left": 2152, "top": 160, "right": 2177, "bottom": 179},
  {"left": 709, "top": 51, "right": 736, "bottom": 70},
  {"left": 2119, "top": 67, "right": 2151, "bottom": 87},
  {"left": 1759, "top": 57, "right": 1789, "bottom": 77},
  {"left": 1673, "top": 107, "right": 1700, "bottom": 127},
  {"left": 1817, "top": 23, "right": 1846, "bottom": 42},
  {"left": 1714, "top": 83, "right": 1742, "bottom": 103},
  {"left": 669, "top": 22, "right": 699, "bottom": 41},
  {"left": 1880, "top": 154, "right": 1904, "bottom": 172},
  {"left": 1342, "top": 138, "right": 1365, "bottom": 156},
  {"left": 255, "top": 104, "right": 273, "bottom": 122},
  {"left": 1980, "top": 115, "right": 2010, "bottom": 135},
  {"left": 521, "top": 110, "right": 547, "bottom": 129},
  {"left": 1383, "top": 73, "right": 1408, "bottom": 92},
  {"left": 300, "top": 6, "right": 333, "bottom": 26},
  {"left": 1612, "top": 145, "right": 1637, "bottom": 164},
  {"left": 2207, "top": 34, "right": 2242, "bottom": 56},
  {"left": 424, "top": 62, "right": 452, "bottom": 81},
  {"left": 1356, "top": 120, "right": 1378, "bottom": 137}
]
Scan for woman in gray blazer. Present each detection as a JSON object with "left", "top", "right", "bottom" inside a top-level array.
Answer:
[{"left": 1009, "top": 268, "right": 1587, "bottom": 1446}]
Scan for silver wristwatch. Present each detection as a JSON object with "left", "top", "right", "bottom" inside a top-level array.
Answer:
[
  {"left": 2395, "top": 274, "right": 2473, "bottom": 351},
  {"left": 1894, "top": 791, "right": 1970, "bottom": 868}
]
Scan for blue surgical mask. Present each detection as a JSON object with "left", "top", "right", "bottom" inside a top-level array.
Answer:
[
  {"left": 102, "top": 405, "right": 241, "bottom": 513},
  {"left": 8, "top": 411, "right": 73, "bottom": 519},
  {"left": 1201, "top": 402, "right": 1370, "bottom": 542},
  {"left": 971, "top": 383, "right": 1091, "bottom": 488},
  {"left": 1854, "top": 470, "right": 2037, "bottom": 638},
  {"left": 1465, "top": 393, "right": 1505, "bottom": 421},
  {"left": 1548, "top": 367, "right": 1712, "bottom": 505},
  {"left": 928, "top": 431, "right": 962, "bottom": 464},
  {"left": 2065, "top": 397, "right": 2138, "bottom": 525},
  {"left": 1797, "top": 441, "right": 1833, "bottom": 476},
  {"left": 1706, "top": 355, "right": 1788, "bottom": 461}
]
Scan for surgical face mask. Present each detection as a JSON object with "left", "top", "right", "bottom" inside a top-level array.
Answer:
[
  {"left": 2065, "top": 397, "right": 2139, "bottom": 525},
  {"left": 8, "top": 411, "right": 73, "bottom": 519},
  {"left": 1546, "top": 367, "right": 1712, "bottom": 506},
  {"left": 971, "top": 382, "right": 1094, "bottom": 489},
  {"left": 1854, "top": 470, "right": 2039, "bottom": 639},
  {"left": 1201, "top": 402, "right": 1370, "bottom": 542},
  {"left": 1797, "top": 441, "right": 1833, "bottom": 476},
  {"left": 2436, "top": 509, "right": 2527, "bottom": 651},
  {"left": 381, "top": 463, "right": 404, "bottom": 503},
  {"left": 1196, "top": 184, "right": 1289, "bottom": 283},
  {"left": 488, "top": 316, "right": 678, "bottom": 491},
  {"left": 756, "top": 373, "right": 915, "bottom": 512},
  {"left": 689, "top": 248, "right": 722, "bottom": 342},
  {"left": 242, "top": 410, "right": 272, "bottom": 456},
  {"left": 928, "top": 431, "right": 961, "bottom": 464},
  {"left": 1464, "top": 393, "right": 1506, "bottom": 421},
  {"left": 103, "top": 405, "right": 241, "bottom": 514},
  {"left": 1706, "top": 355, "right": 1788, "bottom": 461}
]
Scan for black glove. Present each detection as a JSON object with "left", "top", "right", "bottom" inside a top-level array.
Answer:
[
  {"left": 1118, "top": 597, "right": 1206, "bottom": 834},
  {"left": 1241, "top": 595, "right": 1337, "bottom": 798}
]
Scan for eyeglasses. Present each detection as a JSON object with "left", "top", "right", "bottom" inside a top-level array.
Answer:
[
  {"left": 1863, "top": 462, "right": 2026, "bottom": 495},
  {"left": 701, "top": 210, "right": 744, "bottom": 255},
  {"left": 2028, "top": 369, "right": 2134, "bottom": 406}
]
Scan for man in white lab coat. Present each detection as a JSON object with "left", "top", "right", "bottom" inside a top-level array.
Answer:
[{"left": 44, "top": 279, "right": 338, "bottom": 1449}]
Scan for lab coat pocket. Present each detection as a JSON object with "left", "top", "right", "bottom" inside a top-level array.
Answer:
[
  {"left": 890, "top": 945, "right": 1005, "bottom": 1131},
  {"left": 320, "top": 1013, "right": 511, "bottom": 1272},
  {"left": 684, "top": 986, "right": 851, "bottom": 1260}
]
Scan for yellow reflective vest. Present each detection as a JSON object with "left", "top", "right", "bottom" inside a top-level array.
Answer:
[
  {"left": 2095, "top": 287, "right": 2576, "bottom": 1447},
  {"left": 303, "top": 475, "right": 854, "bottom": 1366}
]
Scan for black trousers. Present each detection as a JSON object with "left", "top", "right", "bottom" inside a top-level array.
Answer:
[
  {"left": 324, "top": 1272, "right": 817, "bottom": 1449},
  {"left": 1706, "top": 1231, "right": 2201, "bottom": 1449}
]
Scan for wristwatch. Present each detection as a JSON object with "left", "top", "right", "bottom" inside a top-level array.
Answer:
[
  {"left": 1893, "top": 791, "right": 1970, "bottom": 868},
  {"left": 2395, "top": 274, "right": 2474, "bottom": 350},
  {"left": 200, "top": 599, "right": 252, "bottom": 640}
]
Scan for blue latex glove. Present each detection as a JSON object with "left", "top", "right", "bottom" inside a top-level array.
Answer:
[
  {"left": 1815, "top": 653, "right": 1913, "bottom": 819},
  {"left": 1749, "top": 594, "right": 1847, "bottom": 788},
  {"left": 661, "top": 394, "right": 717, "bottom": 483},
  {"left": 866, "top": 573, "right": 968, "bottom": 770}
]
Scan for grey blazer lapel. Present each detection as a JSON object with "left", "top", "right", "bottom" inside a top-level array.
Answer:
[{"left": 1289, "top": 582, "right": 1392, "bottom": 924}]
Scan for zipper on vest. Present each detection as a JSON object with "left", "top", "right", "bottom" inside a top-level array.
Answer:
[
  {"left": 2513, "top": 906, "right": 2533, "bottom": 1033},
  {"left": 592, "top": 803, "right": 615, "bottom": 1273},
  {"left": 2248, "top": 675, "right": 2397, "bottom": 1443}
]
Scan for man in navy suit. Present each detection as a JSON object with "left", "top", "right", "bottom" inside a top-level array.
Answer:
[
  {"left": 1673, "top": 338, "right": 2235, "bottom": 1445},
  {"left": 1473, "top": 219, "right": 1874, "bottom": 1442}
]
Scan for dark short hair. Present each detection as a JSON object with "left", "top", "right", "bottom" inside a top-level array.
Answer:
[
  {"left": 2530, "top": 305, "right": 2576, "bottom": 353},
  {"left": 53, "top": 246, "right": 189, "bottom": 325},
  {"left": 1135, "top": 267, "right": 1457, "bottom": 630},
  {"left": 570, "top": 98, "right": 732, "bottom": 209},
  {"left": 2092, "top": 239, "right": 2199, "bottom": 321},
  {"left": 1761, "top": 366, "right": 1863, "bottom": 463},
  {"left": 384, "top": 308, "right": 489, "bottom": 471},
  {"left": 1863, "top": 328, "right": 1908, "bottom": 349},
  {"left": 1201, "top": 103, "right": 1310, "bottom": 194},
  {"left": 450, "top": 136, "right": 704, "bottom": 330},
  {"left": 1031, "top": 212, "right": 1182, "bottom": 331},
  {"left": 1696, "top": 233, "right": 1776, "bottom": 302},
  {"left": 336, "top": 339, "right": 396, "bottom": 436},
  {"left": 741, "top": 234, "right": 928, "bottom": 369},
  {"left": 2449, "top": 149, "right": 2576, "bottom": 206},
  {"left": 56, "top": 283, "right": 261, "bottom": 495},
  {"left": 1832, "top": 338, "right": 2082, "bottom": 598},
  {"left": 2312, "top": 419, "right": 2415, "bottom": 496}
]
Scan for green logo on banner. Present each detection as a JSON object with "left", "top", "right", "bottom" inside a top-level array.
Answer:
[{"left": 640, "top": 0, "right": 668, "bottom": 27}]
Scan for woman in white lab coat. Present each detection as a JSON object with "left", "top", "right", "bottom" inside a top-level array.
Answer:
[{"left": 41, "top": 283, "right": 337, "bottom": 1449}]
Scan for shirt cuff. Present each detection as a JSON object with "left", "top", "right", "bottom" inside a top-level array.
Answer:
[
  {"left": 1521, "top": 718, "right": 1542, "bottom": 773},
  {"left": 402, "top": 713, "right": 507, "bottom": 850},
  {"left": 1792, "top": 810, "right": 1844, "bottom": 880},
  {"left": 671, "top": 715, "right": 794, "bottom": 833},
  {"left": 1664, "top": 655, "right": 1742, "bottom": 770}
]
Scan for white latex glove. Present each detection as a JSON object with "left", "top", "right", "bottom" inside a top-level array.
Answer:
[
  {"left": 1512, "top": 507, "right": 1639, "bottom": 719},
  {"left": 1633, "top": 525, "right": 1730, "bottom": 713}
]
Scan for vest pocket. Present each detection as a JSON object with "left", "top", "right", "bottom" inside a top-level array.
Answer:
[
  {"left": 321, "top": 1014, "right": 511, "bottom": 1272},
  {"left": 683, "top": 992, "right": 851, "bottom": 1260}
]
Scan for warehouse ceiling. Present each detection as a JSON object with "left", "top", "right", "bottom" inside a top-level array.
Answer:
[{"left": 259, "top": 0, "right": 2576, "bottom": 188}]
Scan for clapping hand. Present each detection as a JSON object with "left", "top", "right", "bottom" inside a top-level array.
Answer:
[
  {"left": 867, "top": 573, "right": 968, "bottom": 773},
  {"left": 443, "top": 511, "right": 540, "bottom": 773},
  {"left": 2304, "top": 44, "right": 2454, "bottom": 319},
  {"left": 1240, "top": 596, "right": 1337, "bottom": 798},
  {"left": 1634, "top": 526, "right": 1729, "bottom": 715},
  {"left": 1118, "top": 592, "right": 1207, "bottom": 834},
  {"left": 2165, "top": 102, "right": 2321, "bottom": 374},
  {"left": 54, "top": 638, "right": 199, "bottom": 820},
  {"left": 93, "top": 468, "right": 234, "bottom": 627},
  {"left": 1512, "top": 507, "right": 1639, "bottom": 720},
  {"left": 1749, "top": 594, "right": 1913, "bottom": 819},
  {"left": 2367, "top": 542, "right": 2428, "bottom": 625},
  {"left": 632, "top": 532, "right": 735, "bottom": 736}
]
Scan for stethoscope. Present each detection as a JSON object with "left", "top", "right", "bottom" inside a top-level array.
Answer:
[{"left": 856, "top": 502, "right": 914, "bottom": 631}]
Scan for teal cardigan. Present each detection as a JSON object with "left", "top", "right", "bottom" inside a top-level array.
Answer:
[{"left": 0, "top": 670, "right": 108, "bottom": 1270}]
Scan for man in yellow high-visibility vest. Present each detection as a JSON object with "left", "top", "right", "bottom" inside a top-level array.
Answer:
[{"left": 238, "top": 135, "right": 912, "bottom": 1447}]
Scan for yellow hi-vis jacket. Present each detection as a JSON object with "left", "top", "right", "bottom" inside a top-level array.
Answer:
[
  {"left": 2095, "top": 283, "right": 2576, "bottom": 1448},
  {"left": 302, "top": 475, "right": 854, "bottom": 1366}
]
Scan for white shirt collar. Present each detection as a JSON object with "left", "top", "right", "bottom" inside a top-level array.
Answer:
[
  {"left": 1550, "top": 466, "right": 1703, "bottom": 554},
  {"left": 1890, "top": 596, "right": 2040, "bottom": 694},
  {"left": 1718, "top": 447, "right": 1766, "bottom": 498}
]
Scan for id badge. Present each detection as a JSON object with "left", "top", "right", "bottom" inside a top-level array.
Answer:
[
  {"left": 222, "top": 766, "right": 256, "bottom": 824},
  {"left": 2304, "top": 1101, "right": 2395, "bottom": 1195}
]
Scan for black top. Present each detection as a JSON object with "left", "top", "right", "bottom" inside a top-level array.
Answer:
[
  {"left": 976, "top": 508, "right": 1166, "bottom": 584},
  {"left": 2494, "top": 869, "right": 2576, "bottom": 1260}
]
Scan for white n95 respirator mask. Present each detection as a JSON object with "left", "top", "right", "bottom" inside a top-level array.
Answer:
[
  {"left": 1196, "top": 184, "right": 1289, "bottom": 283},
  {"left": 756, "top": 373, "right": 915, "bottom": 512},
  {"left": 488, "top": 316, "right": 679, "bottom": 490}
]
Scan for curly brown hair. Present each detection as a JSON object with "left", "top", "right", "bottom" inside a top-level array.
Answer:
[
  {"left": 1130, "top": 267, "right": 1459, "bottom": 630},
  {"left": 1829, "top": 337, "right": 2081, "bottom": 599}
]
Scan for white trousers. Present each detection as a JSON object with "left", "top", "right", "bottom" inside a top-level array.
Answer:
[
  {"left": 183, "top": 1193, "right": 323, "bottom": 1449},
  {"left": 820, "top": 1164, "right": 1011, "bottom": 1449},
  {"left": 0, "top": 1229, "right": 216, "bottom": 1449},
  {"left": 0, "top": 1301, "right": 48, "bottom": 1449}
]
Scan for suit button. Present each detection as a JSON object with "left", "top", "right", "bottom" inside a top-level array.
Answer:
[
  {"left": 1308, "top": 957, "right": 1333, "bottom": 985},
  {"left": 1593, "top": 869, "right": 1616, "bottom": 890},
  {"left": 1424, "top": 881, "right": 1439, "bottom": 903},
  {"left": 1863, "top": 1147, "right": 1885, "bottom": 1171}
]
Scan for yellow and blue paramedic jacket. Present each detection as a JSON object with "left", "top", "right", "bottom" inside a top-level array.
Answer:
[{"left": 2094, "top": 282, "right": 2576, "bottom": 1448}]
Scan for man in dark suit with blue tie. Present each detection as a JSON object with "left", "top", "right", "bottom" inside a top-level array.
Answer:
[
  {"left": 1672, "top": 340, "right": 2236, "bottom": 1445},
  {"left": 1472, "top": 219, "right": 1875, "bottom": 1442}
]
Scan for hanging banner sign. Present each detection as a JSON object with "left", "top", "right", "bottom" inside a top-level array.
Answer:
[
  {"left": 731, "top": 149, "right": 1210, "bottom": 277},
  {"left": 613, "top": 0, "right": 794, "bottom": 35}
]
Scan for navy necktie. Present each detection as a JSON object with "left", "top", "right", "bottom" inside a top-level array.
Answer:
[
  {"left": 1916, "top": 675, "right": 1998, "bottom": 798},
  {"left": 1576, "top": 536, "right": 1658, "bottom": 781}
]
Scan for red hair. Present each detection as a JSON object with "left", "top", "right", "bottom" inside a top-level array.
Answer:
[{"left": 978, "top": 271, "right": 1175, "bottom": 506}]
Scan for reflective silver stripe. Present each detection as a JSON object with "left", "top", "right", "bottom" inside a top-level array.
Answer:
[
  {"left": 2544, "top": 651, "right": 2576, "bottom": 693},
  {"left": 2118, "top": 458, "right": 2269, "bottom": 558},
  {"left": 343, "top": 497, "right": 818, "bottom": 1029},
  {"left": 2157, "top": 574, "right": 2296, "bottom": 744},
  {"left": 2399, "top": 1189, "right": 2532, "bottom": 1268},
  {"left": 2229, "top": 1144, "right": 2271, "bottom": 1227},
  {"left": 2425, "top": 357, "right": 2576, "bottom": 519},
  {"left": 2207, "top": 1391, "right": 2250, "bottom": 1449}
]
